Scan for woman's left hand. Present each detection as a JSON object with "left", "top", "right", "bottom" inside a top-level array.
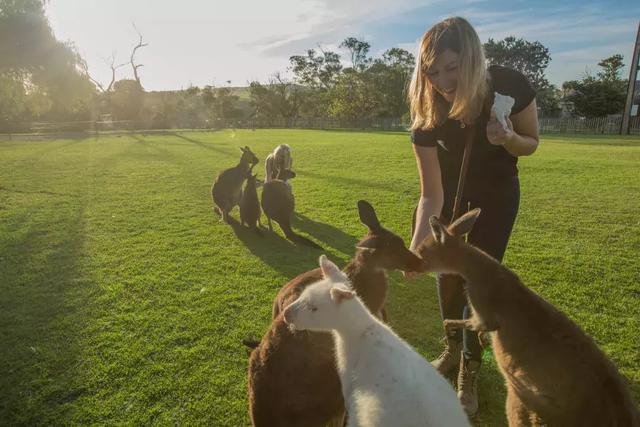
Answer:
[{"left": 487, "top": 111, "right": 515, "bottom": 146}]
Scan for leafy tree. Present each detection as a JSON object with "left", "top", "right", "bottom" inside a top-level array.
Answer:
[
  {"left": 563, "top": 54, "right": 627, "bottom": 117},
  {"left": 109, "top": 79, "right": 145, "bottom": 120},
  {"left": 368, "top": 48, "right": 415, "bottom": 118},
  {"left": 484, "top": 36, "right": 560, "bottom": 116},
  {"left": 328, "top": 71, "right": 378, "bottom": 121},
  {"left": 289, "top": 48, "right": 342, "bottom": 90},
  {"left": 215, "top": 86, "right": 241, "bottom": 119},
  {"left": 340, "top": 37, "right": 371, "bottom": 71},
  {"left": 248, "top": 74, "right": 301, "bottom": 122},
  {"left": 0, "top": 0, "right": 96, "bottom": 125}
]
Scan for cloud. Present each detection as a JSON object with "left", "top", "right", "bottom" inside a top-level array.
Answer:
[
  {"left": 246, "top": 0, "right": 440, "bottom": 56},
  {"left": 47, "top": 0, "right": 640, "bottom": 90}
]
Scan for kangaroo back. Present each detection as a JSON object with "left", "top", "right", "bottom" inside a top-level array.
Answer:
[
  {"left": 261, "top": 180, "right": 321, "bottom": 249},
  {"left": 240, "top": 171, "right": 261, "bottom": 233}
]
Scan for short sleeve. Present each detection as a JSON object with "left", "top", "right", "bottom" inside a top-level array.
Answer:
[
  {"left": 411, "top": 127, "right": 437, "bottom": 147},
  {"left": 489, "top": 65, "right": 536, "bottom": 115}
]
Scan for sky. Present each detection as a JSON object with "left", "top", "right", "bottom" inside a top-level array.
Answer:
[{"left": 47, "top": 0, "right": 640, "bottom": 91}]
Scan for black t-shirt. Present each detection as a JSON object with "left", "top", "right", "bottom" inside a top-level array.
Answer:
[{"left": 411, "top": 65, "right": 535, "bottom": 212}]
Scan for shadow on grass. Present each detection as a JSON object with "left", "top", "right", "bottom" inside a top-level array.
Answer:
[
  {"left": 385, "top": 274, "right": 509, "bottom": 426},
  {"left": 300, "top": 169, "right": 401, "bottom": 193},
  {"left": 170, "top": 132, "right": 236, "bottom": 157},
  {"left": 0, "top": 202, "right": 88, "bottom": 424},
  {"left": 292, "top": 212, "right": 358, "bottom": 255},
  {"left": 228, "top": 217, "right": 322, "bottom": 279},
  {"left": 0, "top": 185, "right": 78, "bottom": 198}
]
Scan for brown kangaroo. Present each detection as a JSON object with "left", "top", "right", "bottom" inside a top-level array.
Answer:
[
  {"left": 246, "top": 200, "right": 424, "bottom": 427},
  {"left": 260, "top": 168, "right": 321, "bottom": 249},
  {"left": 239, "top": 166, "right": 262, "bottom": 235},
  {"left": 415, "top": 209, "right": 640, "bottom": 427},
  {"left": 212, "top": 146, "right": 259, "bottom": 223}
]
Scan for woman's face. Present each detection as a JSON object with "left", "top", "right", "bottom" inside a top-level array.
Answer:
[{"left": 424, "top": 49, "right": 460, "bottom": 103}]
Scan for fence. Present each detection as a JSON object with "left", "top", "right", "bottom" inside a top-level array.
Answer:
[
  {"left": 1, "top": 116, "right": 640, "bottom": 138},
  {"left": 539, "top": 116, "right": 640, "bottom": 135}
]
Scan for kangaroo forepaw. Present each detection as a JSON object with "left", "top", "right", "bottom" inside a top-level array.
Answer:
[{"left": 443, "top": 319, "right": 472, "bottom": 333}]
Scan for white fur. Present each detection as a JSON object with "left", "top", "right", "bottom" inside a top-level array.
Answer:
[
  {"left": 283, "top": 256, "right": 470, "bottom": 427},
  {"left": 265, "top": 144, "right": 292, "bottom": 182}
]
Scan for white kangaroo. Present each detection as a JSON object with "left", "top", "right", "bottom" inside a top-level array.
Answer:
[{"left": 283, "top": 255, "right": 470, "bottom": 427}]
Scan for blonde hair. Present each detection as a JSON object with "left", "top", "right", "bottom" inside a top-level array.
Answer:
[{"left": 408, "top": 17, "right": 489, "bottom": 130}]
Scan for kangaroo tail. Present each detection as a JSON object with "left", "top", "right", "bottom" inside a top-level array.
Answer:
[{"left": 282, "top": 222, "right": 322, "bottom": 250}]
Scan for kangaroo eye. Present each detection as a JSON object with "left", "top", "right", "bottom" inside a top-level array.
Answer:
[{"left": 310, "top": 305, "right": 318, "bottom": 313}]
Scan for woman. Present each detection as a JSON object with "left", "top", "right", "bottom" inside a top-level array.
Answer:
[{"left": 406, "top": 17, "right": 539, "bottom": 416}]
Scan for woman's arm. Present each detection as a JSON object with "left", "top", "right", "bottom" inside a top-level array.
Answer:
[
  {"left": 409, "top": 145, "right": 444, "bottom": 252},
  {"left": 487, "top": 99, "right": 540, "bottom": 156}
]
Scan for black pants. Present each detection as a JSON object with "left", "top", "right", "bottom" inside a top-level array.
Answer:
[{"left": 438, "top": 176, "right": 520, "bottom": 362}]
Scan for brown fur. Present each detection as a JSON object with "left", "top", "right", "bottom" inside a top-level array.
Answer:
[
  {"left": 212, "top": 146, "right": 258, "bottom": 223},
  {"left": 416, "top": 209, "right": 640, "bottom": 426},
  {"left": 247, "top": 201, "right": 424, "bottom": 427},
  {"left": 239, "top": 167, "right": 262, "bottom": 235},
  {"left": 260, "top": 169, "right": 321, "bottom": 249}
]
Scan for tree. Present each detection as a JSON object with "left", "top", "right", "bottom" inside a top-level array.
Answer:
[
  {"left": 248, "top": 73, "right": 301, "bottom": 122},
  {"left": 484, "top": 36, "right": 560, "bottom": 116},
  {"left": 597, "top": 54, "right": 625, "bottom": 83},
  {"left": 328, "top": 70, "right": 379, "bottom": 121},
  {"left": 340, "top": 37, "right": 371, "bottom": 71},
  {"left": 0, "top": 0, "right": 96, "bottom": 125},
  {"left": 110, "top": 79, "right": 145, "bottom": 120},
  {"left": 368, "top": 48, "right": 415, "bottom": 118},
  {"left": 563, "top": 54, "right": 627, "bottom": 117},
  {"left": 289, "top": 48, "right": 342, "bottom": 90}
]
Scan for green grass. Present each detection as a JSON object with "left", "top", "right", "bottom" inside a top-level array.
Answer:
[{"left": 1, "top": 130, "right": 639, "bottom": 426}]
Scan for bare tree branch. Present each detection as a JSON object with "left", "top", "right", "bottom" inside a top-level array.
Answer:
[
  {"left": 79, "top": 51, "right": 127, "bottom": 93},
  {"left": 106, "top": 52, "right": 128, "bottom": 92},
  {"left": 130, "top": 23, "right": 149, "bottom": 88},
  {"left": 79, "top": 58, "right": 105, "bottom": 92}
]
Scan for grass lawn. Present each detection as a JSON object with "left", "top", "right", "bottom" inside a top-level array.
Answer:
[{"left": 1, "top": 129, "right": 639, "bottom": 426}]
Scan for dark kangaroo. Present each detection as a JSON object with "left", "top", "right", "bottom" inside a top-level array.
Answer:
[
  {"left": 416, "top": 209, "right": 640, "bottom": 427},
  {"left": 239, "top": 166, "right": 262, "bottom": 235},
  {"left": 260, "top": 168, "right": 321, "bottom": 249},
  {"left": 212, "top": 146, "right": 259, "bottom": 223},
  {"left": 246, "top": 200, "right": 424, "bottom": 427}
]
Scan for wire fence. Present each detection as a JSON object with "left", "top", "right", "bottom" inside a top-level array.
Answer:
[{"left": 1, "top": 116, "right": 639, "bottom": 140}]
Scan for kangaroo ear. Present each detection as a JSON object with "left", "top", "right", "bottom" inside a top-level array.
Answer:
[
  {"left": 355, "top": 235, "right": 377, "bottom": 252},
  {"left": 448, "top": 208, "right": 481, "bottom": 237},
  {"left": 357, "top": 200, "right": 382, "bottom": 233},
  {"left": 428, "top": 216, "right": 449, "bottom": 245},
  {"left": 319, "top": 255, "right": 343, "bottom": 281},
  {"left": 330, "top": 286, "right": 355, "bottom": 303},
  {"left": 240, "top": 146, "right": 247, "bottom": 153}
]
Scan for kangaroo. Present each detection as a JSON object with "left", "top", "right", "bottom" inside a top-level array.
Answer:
[
  {"left": 283, "top": 255, "right": 470, "bottom": 427},
  {"left": 260, "top": 168, "right": 321, "bottom": 249},
  {"left": 246, "top": 200, "right": 424, "bottom": 427},
  {"left": 415, "top": 209, "right": 640, "bottom": 427},
  {"left": 211, "top": 146, "right": 259, "bottom": 223},
  {"left": 239, "top": 166, "right": 262, "bottom": 235}
]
